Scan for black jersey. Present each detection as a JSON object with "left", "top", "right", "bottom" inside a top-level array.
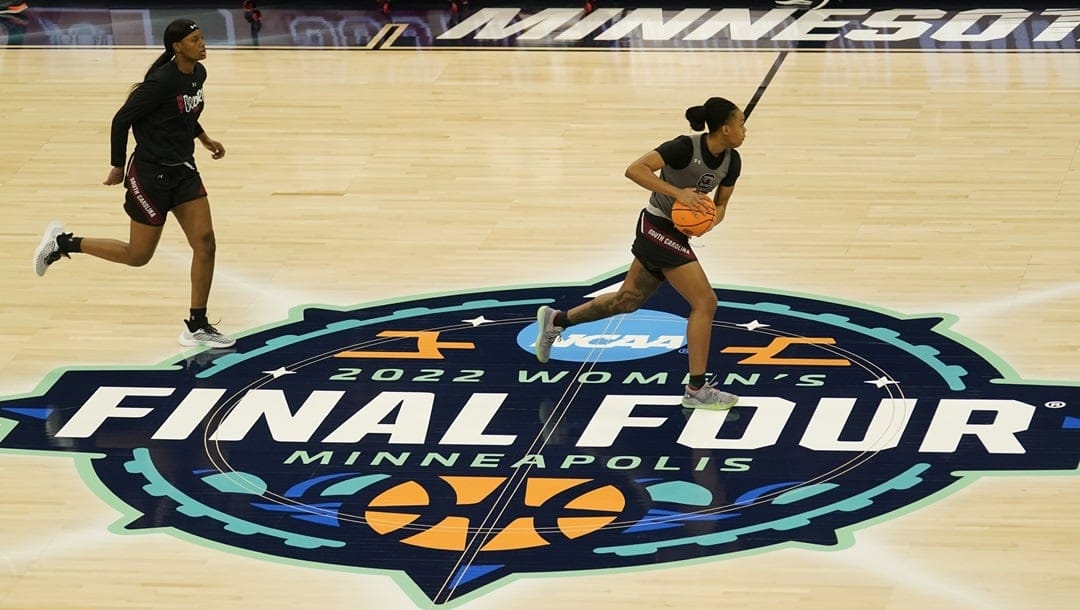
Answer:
[{"left": 110, "top": 62, "right": 207, "bottom": 168}]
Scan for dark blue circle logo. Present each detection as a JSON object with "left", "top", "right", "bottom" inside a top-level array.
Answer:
[{"left": 1, "top": 272, "right": 1077, "bottom": 606}]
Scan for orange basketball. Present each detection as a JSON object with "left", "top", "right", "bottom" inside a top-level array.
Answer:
[{"left": 671, "top": 200, "right": 717, "bottom": 237}]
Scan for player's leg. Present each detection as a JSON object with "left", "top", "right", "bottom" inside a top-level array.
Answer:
[
  {"left": 172, "top": 195, "right": 234, "bottom": 348},
  {"left": 33, "top": 218, "right": 162, "bottom": 276},
  {"left": 172, "top": 196, "right": 215, "bottom": 313},
  {"left": 535, "top": 258, "right": 661, "bottom": 363},
  {"left": 664, "top": 261, "right": 737, "bottom": 410},
  {"left": 34, "top": 158, "right": 173, "bottom": 275},
  {"left": 79, "top": 221, "right": 163, "bottom": 266},
  {"left": 565, "top": 258, "right": 661, "bottom": 323}
]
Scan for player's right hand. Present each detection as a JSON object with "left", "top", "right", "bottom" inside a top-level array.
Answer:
[
  {"left": 678, "top": 188, "right": 713, "bottom": 213},
  {"left": 103, "top": 166, "right": 124, "bottom": 185}
]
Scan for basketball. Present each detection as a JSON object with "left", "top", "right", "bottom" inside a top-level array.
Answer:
[{"left": 671, "top": 200, "right": 717, "bottom": 237}]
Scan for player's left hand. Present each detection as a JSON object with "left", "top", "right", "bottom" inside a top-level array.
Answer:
[{"left": 201, "top": 138, "right": 226, "bottom": 160}]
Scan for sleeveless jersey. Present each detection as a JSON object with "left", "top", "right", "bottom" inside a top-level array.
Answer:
[{"left": 647, "top": 134, "right": 733, "bottom": 219}]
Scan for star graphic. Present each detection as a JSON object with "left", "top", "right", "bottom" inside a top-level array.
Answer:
[
  {"left": 463, "top": 315, "right": 493, "bottom": 327},
  {"left": 263, "top": 367, "right": 295, "bottom": 379},
  {"left": 737, "top": 320, "right": 770, "bottom": 331},
  {"left": 865, "top": 376, "right": 899, "bottom": 388}
]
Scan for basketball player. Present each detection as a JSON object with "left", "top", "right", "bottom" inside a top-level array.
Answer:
[
  {"left": 32, "top": 18, "right": 235, "bottom": 348},
  {"left": 535, "top": 97, "right": 746, "bottom": 410}
]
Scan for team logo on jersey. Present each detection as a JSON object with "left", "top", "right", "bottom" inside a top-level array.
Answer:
[{"left": 1, "top": 272, "right": 1077, "bottom": 605}]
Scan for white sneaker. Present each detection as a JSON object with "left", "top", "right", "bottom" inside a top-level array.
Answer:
[
  {"left": 535, "top": 305, "right": 563, "bottom": 363},
  {"left": 179, "top": 321, "right": 236, "bottom": 348},
  {"left": 681, "top": 379, "right": 739, "bottom": 410},
  {"left": 33, "top": 221, "right": 67, "bottom": 277}
]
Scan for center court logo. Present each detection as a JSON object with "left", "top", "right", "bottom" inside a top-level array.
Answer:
[
  {"left": 1, "top": 271, "right": 1078, "bottom": 606},
  {"left": 515, "top": 308, "right": 687, "bottom": 362}
]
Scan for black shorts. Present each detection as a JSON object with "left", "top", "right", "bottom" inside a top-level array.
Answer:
[
  {"left": 630, "top": 209, "right": 698, "bottom": 280},
  {"left": 122, "top": 158, "right": 207, "bottom": 226}
]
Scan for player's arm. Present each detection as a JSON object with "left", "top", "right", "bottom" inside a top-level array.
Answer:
[
  {"left": 109, "top": 81, "right": 163, "bottom": 167},
  {"left": 197, "top": 130, "right": 226, "bottom": 159},
  {"left": 712, "top": 185, "right": 734, "bottom": 224},
  {"left": 625, "top": 149, "right": 711, "bottom": 211},
  {"left": 192, "top": 64, "right": 223, "bottom": 159},
  {"left": 105, "top": 80, "right": 163, "bottom": 184},
  {"left": 711, "top": 149, "right": 742, "bottom": 224}
]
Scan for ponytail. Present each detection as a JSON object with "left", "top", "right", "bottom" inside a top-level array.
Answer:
[
  {"left": 142, "top": 49, "right": 175, "bottom": 81},
  {"left": 684, "top": 106, "right": 707, "bottom": 132},
  {"left": 125, "top": 49, "right": 172, "bottom": 100}
]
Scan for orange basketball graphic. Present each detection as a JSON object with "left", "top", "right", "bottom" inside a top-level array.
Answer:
[{"left": 364, "top": 476, "right": 626, "bottom": 551}]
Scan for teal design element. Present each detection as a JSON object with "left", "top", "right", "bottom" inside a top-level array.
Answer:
[
  {"left": 719, "top": 301, "right": 970, "bottom": 390},
  {"left": 124, "top": 448, "right": 345, "bottom": 549},
  {"left": 593, "top": 464, "right": 930, "bottom": 557},
  {"left": 0, "top": 418, "right": 14, "bottom": 444},
  {"left": 322, "top": 474, "right": 391, "bottom": 496},
  {"left": 197, "top": 298, "right": 547, "bottom": 379},
  {"left": 772, "top": 483, "right": 838, "bottom": 505},
  {"left": 644, "top": 481, "right": 713, "bottom": 506},
  {"left": 201, "top": 471, "right": 268, "bottom": 495}
]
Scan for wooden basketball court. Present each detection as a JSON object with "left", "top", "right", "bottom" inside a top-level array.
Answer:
[{"left": 2, "top": 12, "right": 1079, "bottom": 609}]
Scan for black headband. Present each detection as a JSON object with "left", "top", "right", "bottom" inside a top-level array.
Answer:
[{"left": 164, "top": 20, "right": 200, "bottom": 49}]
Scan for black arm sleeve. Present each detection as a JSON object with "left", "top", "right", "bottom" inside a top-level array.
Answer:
[
  {"left": 654, "top": 135, "right": 694, "bottom": 170},
  {"left": 109, "top": 79, "right": 164, "bottom": 167},
  {"left": 194, "top": 64, "right": 207, "bottom": 139}
]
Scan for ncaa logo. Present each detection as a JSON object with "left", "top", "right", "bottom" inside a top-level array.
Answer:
[
  {"left": 1, "top": 272, "right": 1077, "bottom": 606},
  {"left": 515, "top": 309, "right": 686, "bottom": 362}
]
